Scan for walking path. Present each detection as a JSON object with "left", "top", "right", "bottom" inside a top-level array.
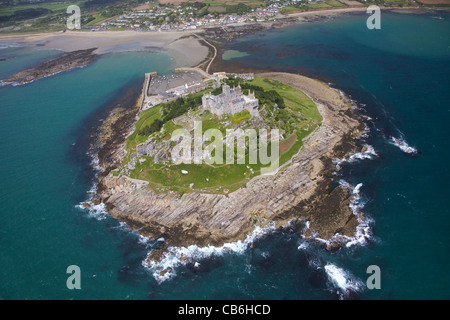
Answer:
[{"left": 192, "top": 34, "right": 217, "bottom": 74}]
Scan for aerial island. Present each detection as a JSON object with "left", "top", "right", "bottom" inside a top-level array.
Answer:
[{"left": 91, "top": 61, "right": 367, "bottom": 274}]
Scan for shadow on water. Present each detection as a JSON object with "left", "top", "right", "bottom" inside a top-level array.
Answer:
[
  {"left": 65, "top": 77, "right": 143, "bottom": 203},
  {"left": 116, "top": 236, "right": 153, "bottom": 286}
]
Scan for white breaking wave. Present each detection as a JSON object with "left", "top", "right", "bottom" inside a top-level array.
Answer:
[
  {"left": 360, "top": 122, "right": 371, "bottom": 140},
  {"left": 75, "top": 194, "right": 108, "bottom": 221},
  {"left": 334, "top": 144, "right": 378, "bottom": 170},
  {"left": 0, "top": 43, "right": 23, "bottom": 50},
  {"left": 324, "top": 264, "right": 363, "bottom": 299},
  {"left": 145, "top": 223, "right": 276, "bottom": 284},
  {"left": 75, "top": 153, "right": 106, "bottom": 220},
  {"left": 389, "top": 136, "right": 419, "bottom": 155},
  {"left": 345, "top": 182, "right": 372, "bottom": 248},
  {"left": 313, "top": 181, "right": 372, "bottom": 248}
]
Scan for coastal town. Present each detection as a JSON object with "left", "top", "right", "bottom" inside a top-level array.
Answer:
[
  {"left": 0, "top": 0, "right": 433, "bottom": 34},
  {"left": 99, "top": 2, "right": 285, "bottom": 31},
  {"left": 84, "top": 0, "right": 418, "bottom": 32}
]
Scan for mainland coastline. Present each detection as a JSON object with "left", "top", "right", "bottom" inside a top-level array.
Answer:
[{"left": 1, "top": 6, "right": 447, "bottom": 84}]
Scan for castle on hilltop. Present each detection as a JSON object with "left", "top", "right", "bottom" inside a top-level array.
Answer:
[{"left": 202, "top": 84, "right": 259, "bottom": 117}]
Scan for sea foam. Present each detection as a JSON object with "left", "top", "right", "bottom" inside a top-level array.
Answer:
[
  {"left": 324, "top": 264, "right": 363, "bottom": 299},
  {"left": 75, "top": 153, "right": 107, "bottom": 220},
  {"left": 145, "top": 223, "right": 276, "bottom": 284},
  {"left": 334, "top": 144, "right": 378, "bottom": 170},
  {"left": 389, "top": 136, "right": 419, "bottom": 155},
  {"left": 313, "top": 181, "right": 372, "bottom": 248}
]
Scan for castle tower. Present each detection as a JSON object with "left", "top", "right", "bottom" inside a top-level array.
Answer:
[
  {"left": 202, "top": 93, "right": 209, "bottom": 110},
  {"left": 223, "top": 84, "right": 231, "bottom": 96},
  {"left": 235, "top": 84, "right": 242, "bottom": 96}
]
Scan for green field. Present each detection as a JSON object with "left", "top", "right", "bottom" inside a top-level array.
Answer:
[
  {"left": 280, "top": 5, "right": 303, "bottom": 14},
  {"left": 126, "top": 105, "right": 162, "bottom": 151},
  {"left": 202, "top": 0, "right": 264, "bottom": 6},
  {"left": 0, "top": 0, "right": 129, "bottom": 33},
  {"left": 281, "top": 0, "right": 347, "bottom": 13},
  {"left": 119, "top": 78, "right": 322, "bottom": 194},
  {"left": 0, "top": 2, "right": 85, "bottom": 17},
  {"left": 84, "top": 13, "right": 110, "bottom": 27},
  {"left": 246, "top": 78, "right": 322, "bottom": 122}
]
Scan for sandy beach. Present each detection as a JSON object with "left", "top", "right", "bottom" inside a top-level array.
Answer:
[
  {"left": 1, "top": 5, "right": 447, "bottom": 68},
  {"left": 0, "top": 30, "right": 209, "bottom": 68}
]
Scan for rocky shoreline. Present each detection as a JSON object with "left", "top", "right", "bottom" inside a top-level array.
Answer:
[
  {"left": 199, "top": 6, "right": 450, "bottom": 44},
  {"left": 92, "top": 69, "right": 368, "bottom": 265},
  {"left": 0, "top": 48, "right": 97, "bottom": 85}
]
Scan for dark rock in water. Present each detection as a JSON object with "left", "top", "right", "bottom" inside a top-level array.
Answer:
[
  {"left": 186, "top": 256, "right": 223, "bottom": 274},
  {"left": 117, "top": 265, "right": 132, "bottom": 282},
  {"left": 117, "top": 260, "right": 148, "bottom": 285},
  {"left": 159, "top": 267, "right": 172, "bottom": 278},
  {"left": 340, "top": 289, "right": 360, "bottom": 300},
  {"left": 259, "top": 254, "right": 277, "bottom": 272},
  {"left": 297, "top": 248, "right": 314, "bottom": 268},
  {"left": 308, "top": 268, "right": 327, "bottom": 288}
]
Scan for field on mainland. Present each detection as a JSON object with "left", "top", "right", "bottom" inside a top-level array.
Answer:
[
  {"left": 158, "top": 0, "right": 264, "bottom": 6},
  {"left": 0, "top": 2, "right": 85, "bottom": 17},
  {"left": 119, "top": 77, "right": 322, "bottom": 194},
  {"left": 281, "top": 0, "right": 348, "bottom": 14},
  {"left": 157, "top": 0, "right": 265, "bottom": 13}
]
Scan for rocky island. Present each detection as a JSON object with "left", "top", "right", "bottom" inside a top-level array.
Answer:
[
  {"left": 0, "top": 48, "right": 97, "bottom": 85},
  {"left": 92, "top": 68, "right": 368, "bottom": 271},
  {"left": 2, "top": 20, "right": 371, "bottom": 277}
]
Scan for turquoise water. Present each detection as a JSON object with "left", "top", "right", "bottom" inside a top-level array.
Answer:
[
  {"left": 0, "top": 49, "right": 175, "bottom": 299},
  {"left": 222, "top": 49, "right": 250, "bottom": 61},
  {"left": 220, "top": 11, "right": 450, "bottom": 299},
  {"left": 1, "top": 11, "right": 449, "bottom": 299}
]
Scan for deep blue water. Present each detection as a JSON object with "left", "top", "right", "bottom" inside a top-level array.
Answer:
[{"left": 0, "top": 11, "right": 449, "bottom": 299}]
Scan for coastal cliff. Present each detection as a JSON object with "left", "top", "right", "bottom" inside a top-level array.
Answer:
[{"left": 94, "top": 71, "right": 367, "bottom": 263}]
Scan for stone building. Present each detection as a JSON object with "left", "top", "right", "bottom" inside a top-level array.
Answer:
[{"left": 201, "top": 84, "right": 259, "bottom": 117}]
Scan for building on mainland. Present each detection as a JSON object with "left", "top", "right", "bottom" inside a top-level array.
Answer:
[{"left": 201, "top": 84, "right": 259, "bottom": 117}]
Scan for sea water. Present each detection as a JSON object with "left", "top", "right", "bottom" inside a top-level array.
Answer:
[
  {"left": 219, "top": 11, "right": 450, "bottom": 299},
  {"left": 0, "top": 11, "right": 449, "bottom": 299}
]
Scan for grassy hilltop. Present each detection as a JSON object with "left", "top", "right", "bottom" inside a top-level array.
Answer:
[{"left": 116, "top": 76, "right": 322, "bottom": 194}]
